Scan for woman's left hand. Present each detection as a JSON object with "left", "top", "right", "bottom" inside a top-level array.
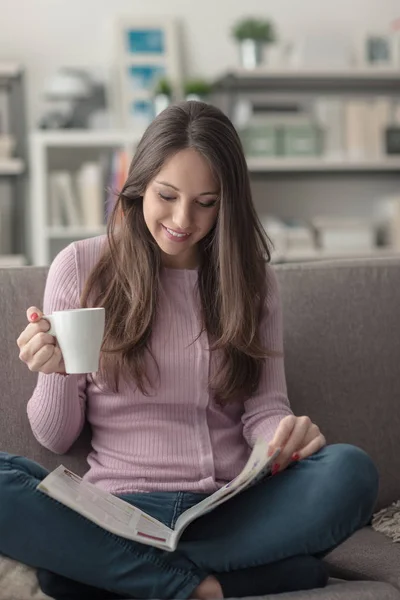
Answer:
[{"left": 268, "top": 415, "right": 326, "bottom": 474}]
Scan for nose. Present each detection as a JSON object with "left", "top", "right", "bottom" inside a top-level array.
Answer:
[{"left": 172, "top": 201, "right": 192, "bottom": 231}]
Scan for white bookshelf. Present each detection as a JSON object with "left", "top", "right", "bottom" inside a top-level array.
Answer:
[
  {"left": 32, "top": 130, "right": 140, "bottom": 147},
  {"left": 0, "top": 63, "right": 27, "bottom": 264},
  {"left": 0, "top": 63, "right": 23, "bottom": 79},
  {"left": 46, "top": 226, "right": 107, "bottom": 238},
  {"left": 30, "top": 130, "right": 141, "bottom": 266},
  {"left": 0, "top": 158, "right": 25, "bottom": 175},
  {"left": 224, "top": 67, "right": 400, "bottom": 81},
  {"left": 247, "top": 157, "right": 400, "bottom": 173},
  {"left": 215, "top": 67, "right": 400, "bottom": 262},
  {"left": 271, "top": 247, "right": 400, "bottom": 264}
]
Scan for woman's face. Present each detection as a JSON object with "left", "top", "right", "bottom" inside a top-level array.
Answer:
[{"left": 143, "top": 148, "right": 220, "bottom": 269}]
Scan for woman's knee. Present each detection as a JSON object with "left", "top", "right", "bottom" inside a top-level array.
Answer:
[
  {"left": 320, "top": 444, "right": 379, "bottom": 517},
  {"left": 0, "top": 452, "right": 48, "bottom": 480},
  {"left": 0, "top": 452, "right": 46, "bottom": 509}
]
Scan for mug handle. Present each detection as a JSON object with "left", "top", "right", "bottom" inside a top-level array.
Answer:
[{"left": 42, "top": 314, "right": 56, "bottom": 337}]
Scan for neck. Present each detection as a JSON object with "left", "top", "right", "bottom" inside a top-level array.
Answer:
[{"left": 161, "top": 248, "right": 199, "bottom": 270}]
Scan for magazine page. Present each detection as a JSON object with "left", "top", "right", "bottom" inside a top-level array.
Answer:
[
  {"left": 172, "top": 439, "right": 280, "bottom": 543},
  {"left": 37, "top": 466, "right": 174, "bottom": 551}
]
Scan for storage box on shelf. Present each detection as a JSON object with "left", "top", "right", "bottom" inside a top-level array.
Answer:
[{"left": 29, "top": 130, "right": 141, "bottom": 266}]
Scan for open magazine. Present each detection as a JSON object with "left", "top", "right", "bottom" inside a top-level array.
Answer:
[{"left": 37, "top": 439, "right": 280, "bottom": 552}]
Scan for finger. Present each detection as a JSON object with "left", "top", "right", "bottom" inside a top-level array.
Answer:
[
  {"left": 19, "top": 331, "right": 57, "bottom": 363},
  {"left": 298, "top": 424, "right": 321, "bottom": 451},
  {"left": 269, "top": 415, "right": 297, "bottom": 451},
  {"left": 26, "top": 344, "right": 57, "bottom": 372},
  {"left": 296, "top": 434, "right": 327, "bottom": 460},
  {"left": 26, "top": 306, "right": 43, "bottom": 323},
  {"left": 17, "top": 320, "right": 53, "bottom": 349},
  {"left": 38, "top": 345, "right": 65, "bottom": 375},
  {"left": 275, "top": 417, "right": 311, "bottom": 472}
]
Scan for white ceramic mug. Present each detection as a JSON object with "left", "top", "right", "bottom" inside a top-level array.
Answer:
[{"left": 43, "top": 308, "right": 105, "bottom": 374}]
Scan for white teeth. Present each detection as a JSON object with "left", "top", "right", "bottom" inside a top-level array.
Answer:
[{"left": 166, "top": 227, "right": 189, "bottom": 238}]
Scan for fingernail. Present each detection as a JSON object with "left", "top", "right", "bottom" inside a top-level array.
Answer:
[
  {"left": 292, "top": 453, "right": 300, "bottom": 461},
  {"left": 267, "top": 447, "right": 275, "bottom": 457},
  {"left": 272, "top": 463, "right": 280, "bottom": 475},
  {"left": 30, "top": 313, "right": 39, "bottom": 321}
]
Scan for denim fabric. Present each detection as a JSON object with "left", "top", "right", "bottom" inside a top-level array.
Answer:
[{"left": 0, "top": 444, "right": 379, "bottom": 599}]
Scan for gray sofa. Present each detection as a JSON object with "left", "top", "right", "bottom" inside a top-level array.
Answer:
[{"left": 2, "top": 258, "right": 400, "bottom": 600}]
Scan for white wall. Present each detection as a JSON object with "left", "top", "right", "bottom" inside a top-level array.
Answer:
[{"left": 0, "top": 0, "right": 399, "bottom": 127}]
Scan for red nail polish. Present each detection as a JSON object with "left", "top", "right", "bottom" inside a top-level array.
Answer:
[
  {"left": 292, "top": 453, "right": 300, "bottom": 461},
  {"left": 272, "top": 463, "right": 280, "bottom": 475},
  {"left": 31, "top": 313, "right": 39, "bottom": 321}
]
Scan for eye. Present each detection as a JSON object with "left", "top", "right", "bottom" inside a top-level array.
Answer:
[
  {"left": 198, "top": 199, "right": 218, "bottom": 208},
  {"left": 158, "top": 192, "right": 176, "bottom": 201}
]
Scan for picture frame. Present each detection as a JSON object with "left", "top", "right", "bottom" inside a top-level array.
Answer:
[
  {"left": 355, "top": 32, "right": 397, "bottom": 68},
  {"left": 115, "top": 17, "right": 182, "bottom": 130}
]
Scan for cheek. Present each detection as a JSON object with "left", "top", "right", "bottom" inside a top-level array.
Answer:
[{"left": 143, "top": 194, "right": 164, "bottom": 229}]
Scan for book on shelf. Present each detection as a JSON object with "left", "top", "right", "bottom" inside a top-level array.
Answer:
[
  {"left": 37, "top": 438, "right": 280, "bottom": 552},
  {"left": 105, "top": 149, "right": 129, "bottom": 219},
  {"left": 314, "top": 97, "right": 346, "bottom": 159},
  {"left": 76, "top": 162, "right": 104, "bottom": 228},
  {"left": 312, "top": 216, "right": 376, "bottom": 253},
  {"left": 48, "top": 150, "right": 130, "bottom": 229},
  {"left": 262, "top": 217, "right": 316, "bottom": 261},
  {"left": 49, "top": 171, "right": 82, "bottom": 227}
]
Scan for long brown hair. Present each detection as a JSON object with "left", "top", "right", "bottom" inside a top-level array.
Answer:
[{"left": 81, "top": 100, "right": 273, "bottom": 403}]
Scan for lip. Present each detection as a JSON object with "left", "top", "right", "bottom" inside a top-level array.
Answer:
[{"left": 161, "top": 224, "right": 192, "bottom": 243}]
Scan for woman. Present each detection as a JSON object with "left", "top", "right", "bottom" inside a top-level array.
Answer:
[{"left": 2, "top": 101, "right": 378, "bottom": 599}]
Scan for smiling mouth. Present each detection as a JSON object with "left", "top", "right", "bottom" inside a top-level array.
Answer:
[{"left": 162, "top": 225, "right": 191, "bottom": 239}]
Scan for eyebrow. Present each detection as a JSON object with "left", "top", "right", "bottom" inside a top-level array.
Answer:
[{"left": 155, "top": 180, "right": 219, "bottom": 196}]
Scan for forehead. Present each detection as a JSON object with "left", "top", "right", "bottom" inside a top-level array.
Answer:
[{"left": 156, "top": 148, "right": 218, "bottom": 190}]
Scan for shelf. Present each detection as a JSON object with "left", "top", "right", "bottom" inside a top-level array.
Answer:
[
  {"left": 215, "top": 68, "right": 400, "bottom": 93},
  {"left": 0, "top": 63, "right": 23, "bottom": 80},
  {"left": 0, "top": 158, "right": 25, "bottom": 175},
  {"left": 222, "top": 67, "right": 400, "bottom": 80},
  {"left": 271, "top": 247, "right": 400, "bottom": 263},
  {"left": 46, "top": 226, "right": 107, "bottom": 239},
  {"left": 32, "top": 130, "right": 141, "bottom": 147},
  {"left": 0, "top": 254, "right": 27, "bottom": 267},
  {"left": 246, "top": 157, "right": 400, "bottom": 173}
]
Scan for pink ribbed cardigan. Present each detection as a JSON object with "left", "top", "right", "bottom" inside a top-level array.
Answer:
[{"left": 27, "top": 235, "right": 292, "bottom": 494}]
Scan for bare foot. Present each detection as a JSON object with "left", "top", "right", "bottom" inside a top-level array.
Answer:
[{"left": 190, "top": 575, "right": 223, "bottom": 599}]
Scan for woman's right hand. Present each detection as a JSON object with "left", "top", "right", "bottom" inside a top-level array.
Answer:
[{"left": 17, "top": 306, "right": 65, "bottom": 374}]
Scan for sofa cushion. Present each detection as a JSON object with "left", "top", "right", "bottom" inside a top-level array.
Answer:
[
  {"left": 262, "top": 581, "right": 400, "bottom": 599},
  {"left": 325, "top": 527, "right": 400, "bottom": 588}
]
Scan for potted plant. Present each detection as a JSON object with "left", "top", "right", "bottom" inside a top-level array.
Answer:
[
  {"left": 232, "top": 17, "right": 276, "bottom": 69},
  {"left": 183, "top": 78, "right": 212, "bottom": 102},
  {"left": 153, "top": 77, "right": 173, "bottom": 115}
]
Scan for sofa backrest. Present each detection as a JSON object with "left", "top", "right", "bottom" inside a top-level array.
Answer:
[
  {"left": 1, "top": 259, "right": 399, "bottom": 509},
  {"left": 277, "top": 258, "right": 400, "bottom": 510},
  {"left": 0, "top": 266, "right": 92, "bottom": 476}
]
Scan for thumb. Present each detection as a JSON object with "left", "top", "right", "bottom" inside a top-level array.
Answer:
[{"left": 26, "top": 306, "right": 44, "bottom": 323}]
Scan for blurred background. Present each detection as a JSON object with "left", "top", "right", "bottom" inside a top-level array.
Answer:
[{"left": 1, "top": 0, "right": 400, "bottom": 266}]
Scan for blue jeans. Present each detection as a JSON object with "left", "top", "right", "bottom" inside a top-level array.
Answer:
[{"left": 0, "top": 444, "right": 378, "bottom": 599}]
